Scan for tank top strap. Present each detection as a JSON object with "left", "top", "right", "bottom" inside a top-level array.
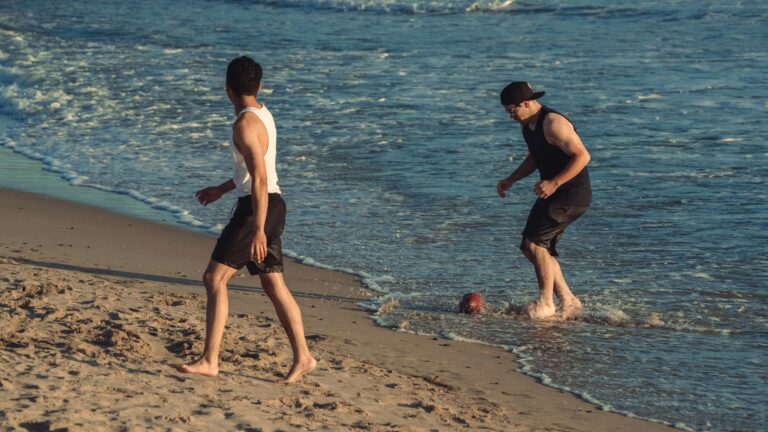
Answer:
[
  {"left": 237, "top": 106, "right": 263, "bottom": 119},
  {"left": 536, "top": 105, "right": 549, "bottom": 130}
]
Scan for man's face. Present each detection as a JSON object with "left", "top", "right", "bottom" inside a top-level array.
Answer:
[
  {"left": 503, "top": 100, "right": 533, "bottom": 123},
  {"left": 504, "top": 102, "right": 523, "bottom": 122}
]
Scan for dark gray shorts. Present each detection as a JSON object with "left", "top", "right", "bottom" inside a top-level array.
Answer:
[
  {"left": 521, "top": 197, "right": 588, "bottom": 257},
  {"left": 211, "top": 193, "right": 285, "bottom": 275}
]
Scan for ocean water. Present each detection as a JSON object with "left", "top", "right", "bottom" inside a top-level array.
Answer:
[{"left": 1, "top": 1, "right": 767, "bottom": 430}]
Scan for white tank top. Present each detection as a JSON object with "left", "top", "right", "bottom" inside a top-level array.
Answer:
[{"left": 230, "top": 105, "right": 281, "bottom": 197}]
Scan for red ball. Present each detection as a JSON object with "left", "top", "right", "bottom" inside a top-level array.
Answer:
[{"left": 459, "top": 292, "right": 486, "bottom": 315}]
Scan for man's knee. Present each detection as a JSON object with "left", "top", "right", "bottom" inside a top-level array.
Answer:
[
  {"left": 520, "top": 239, "right": 536, "bottom": 255},
  {"left": 202, "top": 271, "right": 215, "bottom": 286},
  {"left": 259, "top": 272, "right": 286, "bottom": 298},
  {"left": 521, "top": 239, "right": 547, "bottom": 257},
  {"left": 203, "top": 264, "right": 233, "bottom": 293}
]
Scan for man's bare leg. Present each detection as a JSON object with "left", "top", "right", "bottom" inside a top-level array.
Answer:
[
  {"left": 174, "top": 260, "right": 237, "bottom": 376},
  {"left": 259, "top": 272, "right": 317, "bottom": 383},
  {"left": 522, "top": 244, "right": 581, "bottom": 318},
  {"left": 549, "top": 257, "right": 582, "bottom": 318},
  {"left": 522, "top": 240, "right": 557, "bottom": 319}
]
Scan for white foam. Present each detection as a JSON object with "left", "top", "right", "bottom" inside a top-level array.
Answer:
[
  {"left": 688, "top": 272, "right": 715, "bottom": 281},
  {"left": 359, "top": 291, "right": 427, "bottom": 314},
  {"left": 370, "top": 314, "right": 397, "bottom": 327},
  {"left": 207, "top": 224, "right": 225, "bottom": 235},
  {"left": 3, "top": 139, "right": 214, "bottom": 230},
  {"left": 637, "top": 94, "right": 662, "bottom": 101},
  {"left": 283, "top": 249, "right": 393, "bottom": 293},
  {"left": 441, "top": 332, "right": 512, "bottom": 349},
  {"left": 611, "top": 278, "right": 632, "bottom": 284},
  {"left": 349, "top": 325, "right": 696, "bottom": 432},
  {"left": 511, "top": 344, "right": 695, "bottom": 431}
]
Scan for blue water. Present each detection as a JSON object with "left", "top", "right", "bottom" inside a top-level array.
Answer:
[{"left": 1, "top": 1, "right": 767, "bottom": 430}]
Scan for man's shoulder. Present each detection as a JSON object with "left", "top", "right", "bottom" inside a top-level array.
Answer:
[
  {"left": 542, "top": 109, "right": 578, "bottom": 146},
  {"left": 543, "top": 110, "right": 574, "bottom": 132},
  {"left": 543, "top": 109, "right": 569, "bottom": 124},
  {"left": 233, "top": 111, "right": 266, "bottom": 134},
  {"left": 236, "top": 111, "right": 265, "bottom": 125}
]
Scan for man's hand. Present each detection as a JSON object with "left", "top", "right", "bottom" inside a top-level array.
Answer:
[
  {"left": 195, "top": 186, "right": 224, "bottom": 206},
  {"left": 250, "top": 230, "right": 268, "bottom": 263},
  {"left": 496, "top": 178, "right": 513, "bottom": 198},
  {"left": 533, "top": 180, "right": 559, "bottom": 200}
]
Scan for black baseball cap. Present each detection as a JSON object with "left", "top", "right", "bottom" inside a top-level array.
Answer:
[{"left": 500, "top": 81, "right": 545, "bottom": 106}]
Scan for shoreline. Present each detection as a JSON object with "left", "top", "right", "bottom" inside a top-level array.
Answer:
[{"left": 0, "top": 186, "right": 680, "bottom": 431}]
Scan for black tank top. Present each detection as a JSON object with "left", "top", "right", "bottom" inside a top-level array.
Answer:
[{"left": 522, "top": 105, "right": 591, "bottom": 206}]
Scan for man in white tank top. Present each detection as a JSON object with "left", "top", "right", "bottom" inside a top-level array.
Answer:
[{"left": 174, "top": 56, "right": 316, "bottom": 383}]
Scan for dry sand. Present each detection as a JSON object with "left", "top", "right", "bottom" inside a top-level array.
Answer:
[{"left": 0, "top": 188, "right": 678, "bottom": 431}]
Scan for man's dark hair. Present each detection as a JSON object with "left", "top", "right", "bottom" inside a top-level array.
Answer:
[{"left": 226, "top": 56, "right": 262, "bottom": 96}]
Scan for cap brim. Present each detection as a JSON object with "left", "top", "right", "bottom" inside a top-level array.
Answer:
[{"left": 531, "top": 91, "right": 545, "bottom": 100}]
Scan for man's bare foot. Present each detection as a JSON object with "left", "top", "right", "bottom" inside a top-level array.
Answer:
[
  {"left": 559, "top": 295, "right": 583, "bottom": 319},
  {"left": 527, "top": 300, "right": 556, "bottom": 320},
  {"left": 279, "top": 356, "right": 318, "bottom": 384},
  {"left": 173, "top": 358, "right": 219, "bottom": 377}
]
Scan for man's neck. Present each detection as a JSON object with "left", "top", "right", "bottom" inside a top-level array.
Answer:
[
  {"left": 524, "top": 104, "right": 543, "bottom": 130},
  {"left": 232, "top": 96, "right": 261, "bottom": 115}
]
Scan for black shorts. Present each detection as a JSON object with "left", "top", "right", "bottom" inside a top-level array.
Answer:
[
  {"left": 211, "top": 193, "right": 286, "bottom": 275},
  {"left": 521, "top": 198, "right": 588, "bottom": 257}
]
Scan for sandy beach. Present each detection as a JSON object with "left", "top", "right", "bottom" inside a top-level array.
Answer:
[{"left": 0, "top": 188, "right": 679, "bottom": 431}]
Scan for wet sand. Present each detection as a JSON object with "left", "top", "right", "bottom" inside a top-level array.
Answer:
[{"left": 0, "top": 188, "right": 678, "bottom": 431}]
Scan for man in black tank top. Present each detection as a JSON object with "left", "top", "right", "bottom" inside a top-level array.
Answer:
[{"left": 496, "top": 82, "right": 592, "bottom": 320}]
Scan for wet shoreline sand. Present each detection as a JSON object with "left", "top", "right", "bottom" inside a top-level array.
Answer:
[{"left": 0, "top": 188, "right": 678, "bottom": 431}]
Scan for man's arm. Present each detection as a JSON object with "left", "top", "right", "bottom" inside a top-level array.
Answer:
[
  {"left": 497, "top": 154, "right": 537, "bottom": 198},
  {"left": 507, "top": 154, "right": 537, "bottom": 183},
  {"left": 534, "top": 113, "right": 591, "bottom": 199},
  {"left": 195, "top": 178, "right": 235, "bottom": 206},
  {"left": 216, "top": 179, "right": 236, "bottom": 193},
  {"left": 233, "top": 114, "right": 269, "bottom": 263}
]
